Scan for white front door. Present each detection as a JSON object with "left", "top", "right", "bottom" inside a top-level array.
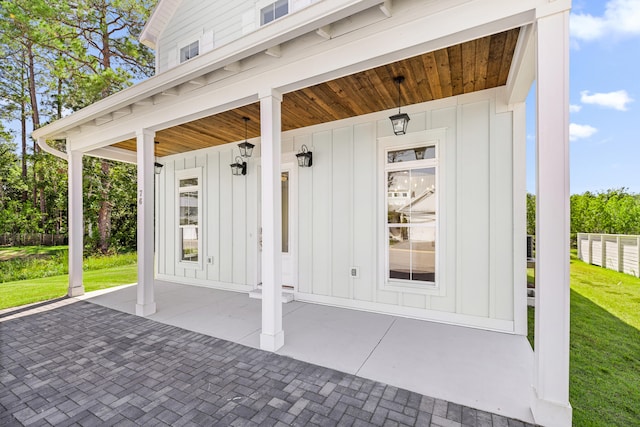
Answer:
[
  {"left": 281, "top": 165, "right": 298, "bottom": 289},
  {"left": 257, "top": 164, "right": 297, "bottom": 289}
]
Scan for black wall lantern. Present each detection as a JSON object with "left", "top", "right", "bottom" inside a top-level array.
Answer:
[
  {"left": 230, "top": 156, "right": 247, "bottom": 176},
  {"left": 237, "top": 117, "right": 254, "bottom": 157},
  {"left": 154, "top": 141, "right": 164, "bottom": 174},
  {"left": 296, "top": 144, "right": 313, "bottom": 168},
  {"left": 389, "top": 76, "right": 410, "bottom": 136}
]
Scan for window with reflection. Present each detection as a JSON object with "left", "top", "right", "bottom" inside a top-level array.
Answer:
[
  {"left": 386, "top": 145, "right": 436, "bottom": 284},
  {"left": 178, "top": 175, "right": 200, "bottom": 263}
]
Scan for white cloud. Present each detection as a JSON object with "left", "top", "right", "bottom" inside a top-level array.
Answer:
[
  {"left": 570, "top": 104, "right": 582, "bottom": 113},
  {"left": 580, "top": 90, "right": 633, "bottom": 111},
  {"left": 570, "top": 123, "right": 598, "bottom": 141},
  {"left": 571, "top": 0, "right": 640, "bottom": 41}
]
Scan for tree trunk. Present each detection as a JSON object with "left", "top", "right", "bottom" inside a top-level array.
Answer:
[
  {"left": 97, "top": 160, "right": 112, "bottom": 254},
  {"left": 20, "top": 53, "right": 28, "bottom": 202}
]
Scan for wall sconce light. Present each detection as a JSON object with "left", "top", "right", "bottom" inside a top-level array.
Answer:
[
  {"left": 230, "top": 156, "right": 247, "bottom": 176},
  {"left": 296, "top": 144, "right": 313, "bottom": 167},
  {"left": 237, "top": 117, "right": 254, "bottom": 157},
  {"left": 154, "top": 162, "right": 164, "bottom": 175},
  {"left": 389, "top": 76, "right": 410, "bottom": 136},
  {"left": 154, "top": 141, "right": 163, "bottom": 174}
]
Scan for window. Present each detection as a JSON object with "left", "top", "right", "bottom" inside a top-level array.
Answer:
[
  {"left": 179, "top": 40, "right": 199, "bottom": 63},
  {"left": 386, "top": 145, "right": 437, "bottom": 285},
  {"left": 177, "top": 170, "right": 201, "bottom": 265},
  {"left": 261, "top": 0, "right": 288, "bottom": 25}
]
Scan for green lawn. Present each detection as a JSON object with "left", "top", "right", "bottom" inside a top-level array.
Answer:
[
  {"left": 528, "top": 252, "right": 640, "bottom": 426},
  {"left": 0, "top": 265, "right": 137, "bottom": 310},
  {"left": 0, "top": 245, "right": 68, "bottom": 261}
]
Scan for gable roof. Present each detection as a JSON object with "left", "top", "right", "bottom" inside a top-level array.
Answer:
[{"left": 140, "top": 0, "right": 182, "bottom": 49}]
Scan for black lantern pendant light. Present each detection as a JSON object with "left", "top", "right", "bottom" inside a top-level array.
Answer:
[
  {"left": 296, "top": 144, "right": 313, "bottom": 168},
  {"left": 237, "top": 117, "right": 254, "bottom": 157},
  {"left": 230, "top": 156, "right": 247, "bottom": 176},
  {"left": 389, "top": 76, "right": 410, "bottom": 136}
]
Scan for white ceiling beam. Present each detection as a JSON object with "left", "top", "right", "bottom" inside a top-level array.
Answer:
[
  {"left": 85, "top": 146, "right": 138, "bottom": 164},
  {"left": 187, "top": 77, "right": 208, "bottom": 87},
  {"left": 316, "top": 25, "right": 332, "bottom": 39},
  {"left": 265, "top": 45, "right": 281, "bottom": 58},
  {"left": 94, "top": 114, "right": 113, "bottom": 126},
  {"left": 224, "top": 61, "right": 242, "bottom": 72},
  {"left": 134, "top": 98, "right": 154, "bottom": 106},
  {"left": 506, "top": 24, "right": 535, "bottom": 105},
  {"left": 160, "top": 87, "right": 180, "bottom": 96},
  {"left": 379, "top": 0, "right": 392, "bottom": 17},
  {"left": 112, "top": 106, "right": 132, "bottom": 119}
]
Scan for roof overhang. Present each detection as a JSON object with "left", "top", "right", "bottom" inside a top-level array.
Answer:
[
  {"left": 33, "top": 0, "right": 567, "bottom": 160},
  {"left": 139, "top": 0, "right": 182, "bottom": 50}
]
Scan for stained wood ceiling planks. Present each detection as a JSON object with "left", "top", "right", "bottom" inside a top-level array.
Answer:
[{"left": 113, "top": 28, "right": 520, "bottom": 157}]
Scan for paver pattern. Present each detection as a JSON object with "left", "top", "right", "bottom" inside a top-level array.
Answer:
[{"left": 0, "top": 299, "right": 536, "bottom": 427}]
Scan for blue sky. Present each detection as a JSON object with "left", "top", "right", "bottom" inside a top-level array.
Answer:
[{"left": 526, "top": 0, "right": 640, "bottom": 194}]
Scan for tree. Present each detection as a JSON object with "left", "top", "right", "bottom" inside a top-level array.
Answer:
[
  {"left": 0, "top": 0, "right": 154, "bottom": 253},
  {"left": 43, "top": 0, "right": 154, "bottom": 253}
]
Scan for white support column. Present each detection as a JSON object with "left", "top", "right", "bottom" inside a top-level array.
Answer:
[
  {"left": 135, "top": 129, "right": 157, "bottom": 317},
  {"left": 532, "top": 10, "right": 572, "bottom": 427},
  {"left": 67, "top": 149, "right": 84, "bottom": 297},
  {"left": 260, "top": 89, "right": 284, "bottom": 352}
]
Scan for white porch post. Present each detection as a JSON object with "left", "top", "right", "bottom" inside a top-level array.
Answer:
[
  {"left": 135, "top": 129, "right": 157, "bottom": 316},
  {"left": 67, "top": 149, "right": 84, "bottom": 297},
  {"left": 260, "top": 89, "right": 284, "bottom": 351},
  {"left": 532, "top": 10, "right": 572, "bottom": 427}
]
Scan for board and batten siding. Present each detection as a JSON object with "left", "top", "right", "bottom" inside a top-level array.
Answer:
[
  {"left": 156, "top": 90, "right": 522, "bottom": 332},
  {"left": 156, "top": 0, "right": 319, "bottom": 73},
  {"left": 577, "top": 233, "right": 640, "bottom": 277},
  {"left": 156, "top": 148, "right": 258, "bottom": 292}
]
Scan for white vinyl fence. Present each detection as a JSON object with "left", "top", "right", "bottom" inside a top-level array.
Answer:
[{"left": 577, "top": 233, "right": 640, "bottom": 277}]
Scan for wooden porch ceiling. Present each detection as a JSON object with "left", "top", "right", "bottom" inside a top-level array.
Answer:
[{"left": 114, "top": 28, "right": 519, "bottom": 157}]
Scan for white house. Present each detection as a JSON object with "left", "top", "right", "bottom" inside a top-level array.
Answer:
[{"left": 33, "top": 0, "right": 572, "bottom": 425}]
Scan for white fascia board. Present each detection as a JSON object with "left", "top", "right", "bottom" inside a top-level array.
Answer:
[
  {"left": 32, "top": 0, "right": 385, "bottom": 143},
  {"left": 85, "top": 146, "right": 138, "bottom": 164}
]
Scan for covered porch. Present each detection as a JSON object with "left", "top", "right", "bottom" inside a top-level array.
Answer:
[
  {"left": 78, "top": 281, "right": 535, "bottom": 423},
  {"left": 33, "top": 1, "right": 572, "bottom": 425}
]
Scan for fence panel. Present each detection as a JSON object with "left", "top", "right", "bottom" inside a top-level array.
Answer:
[
  {"left": 621, "top": 237, "right": 639, "bottom": 277},
  {"left": 0, "top": 234, "right": 68, "bottom": 247},
  {"left": 577, "top": 233, "right": 640, "bottom": 278}
]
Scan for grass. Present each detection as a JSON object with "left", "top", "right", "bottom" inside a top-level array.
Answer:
[
  {"left": 0, "top": 246, "right": 136, "bottom": 283},
  {"left": 0, "top": 245, "right": 68, "bottom": 261},
  {"left": 0, "top": 245, "right": 138, "bottom": 310},
  {"left": 528, "top": 251, "right": 640, "bottom": 426},
  {"left": 0, "top": 265, "right": 137, "bottom": 310}
]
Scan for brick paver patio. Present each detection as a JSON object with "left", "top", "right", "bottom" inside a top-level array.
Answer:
[{"left": 0, "top": 299, "right": 535, "bottom": 426}]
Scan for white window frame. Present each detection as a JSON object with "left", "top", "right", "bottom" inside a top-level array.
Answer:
[
  {"left": 179, "top": 39, "right": 200, "bottom": 63},
  {"left": 258, "top": 0, "right": 289, "bottom": 26},
  {"left": 378, "top": 130, "right": 446, "bottom": 296},
  {"left": 176, "top": 168, "right": 203, "bottom": 270}
]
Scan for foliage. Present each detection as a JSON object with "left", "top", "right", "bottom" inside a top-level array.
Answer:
[
  {"left": 0, "top": 0, "right": 155, "bottom": 254},
  {"left": 526, "top": 188, "right": 640, "bottom": 244},
  {"left": 0, "top": 264, "right": 137, "bottom": 310},
  {"left": 526, "top": 193, "right": 535, "bottom": 236},
  {"left": 0, "top": 246, "right": 136, "bottom": 283},
  {"left": 527, "top": 252, "right": 640, "bottom": 426}
]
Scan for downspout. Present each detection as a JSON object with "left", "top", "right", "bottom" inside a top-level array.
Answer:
[{"left": 37, "top": 137, "right": 68, "bottom": 161}]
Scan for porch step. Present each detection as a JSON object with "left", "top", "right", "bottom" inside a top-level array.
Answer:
[{"left": 248, "top": 288, "right": 295, "bottom": 303}]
